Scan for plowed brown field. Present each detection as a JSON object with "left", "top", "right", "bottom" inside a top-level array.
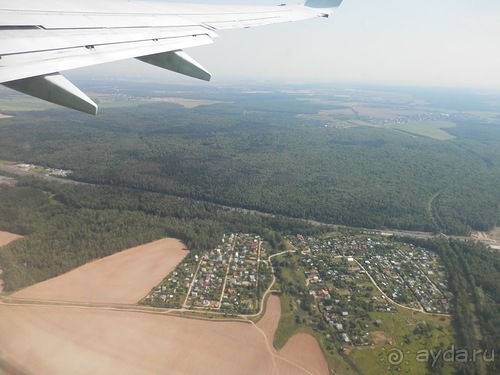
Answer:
[
  {"left": 13, "top": 238, "right": 188, "bottom": 304},
  {"left": 0, "top": 231, "right": 22, "bottom": 247},
  {"left": 0, "top": 237, "right": 328, "bottom": 374}
]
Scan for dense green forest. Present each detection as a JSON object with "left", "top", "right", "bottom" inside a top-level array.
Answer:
[
  {"left": 398, "top": 236, "right": 500, "bottom": 375},
  {"left": 0, "top": 86, "right": 498, "bottom": 235},
  {"left": 0, "top": 177, "right": 328, "bottom": 291}
]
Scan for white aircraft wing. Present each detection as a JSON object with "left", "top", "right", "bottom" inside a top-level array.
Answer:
[{"left": 0, "top": 0, "right": 343, "bottom": 114}]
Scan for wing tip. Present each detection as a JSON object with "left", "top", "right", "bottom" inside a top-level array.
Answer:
[{"left": 304, "top": 0, "right": 343, "bottom": 13}]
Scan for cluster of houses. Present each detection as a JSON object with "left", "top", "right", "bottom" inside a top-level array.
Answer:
[
  {"left": 145, "top": 233, "right": 269, "bottom": 313},
  {"left": 291, "top": 242, "right": 379, "bottom": 346},
  {"left": 287, "top": 233, "right": 454, "bottom": 347},
  {"left": 146, "top": 259, "right": 196, "bottom": 308},
  {"left": 179, "top": 233, "right": 266, "bottom": 313},
  {"left": 362, "top": 244, "right": 452, "bottom": 313},
  {"left": 221, "top": 234, "right": 265, "bottom": 313},
  {"left": 294, "top": 234, "right": 453, "bottom": 314},
  {"left": 185, "top": 235, "right": 235, "bottom": 309},
  {"left": 147, "top": 230, "right": 453, "bottom": 334}
]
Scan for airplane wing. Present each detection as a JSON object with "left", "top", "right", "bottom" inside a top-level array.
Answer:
[{"left": 0, "top": 0, "right": 344, "bottom": 114}]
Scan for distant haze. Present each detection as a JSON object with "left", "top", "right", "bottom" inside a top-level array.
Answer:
[{"left": 68, "top": 0, "right": 500, "bottom": 90}]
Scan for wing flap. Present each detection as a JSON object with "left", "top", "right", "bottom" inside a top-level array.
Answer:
[
  {"left": 137, "top": 50, "right": 211, "bottom": 82},
  {"left": 2, "top": 73, "right": 98, "bottom": 114}
]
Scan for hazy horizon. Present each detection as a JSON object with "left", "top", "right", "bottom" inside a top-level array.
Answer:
[{"left": 65, "top": 0, "right": 500, "bottom": 91}]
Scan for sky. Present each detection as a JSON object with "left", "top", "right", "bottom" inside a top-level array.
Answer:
[{"left": 70, "top": 0, "right": 500, "bottom": 90}]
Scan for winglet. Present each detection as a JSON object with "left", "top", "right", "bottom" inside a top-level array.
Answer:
[
  {"left": 304, "top": 0, "right": 343, "bottom": 16},
  {"left": 2, "top": 73, "right": 98, "bottom": 115},
  {"left": 136, "top": 50, "right": 212, "bottom": 82}
]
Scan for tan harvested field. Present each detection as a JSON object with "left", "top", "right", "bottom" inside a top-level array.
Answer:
[
  {"left": 279, "top": 334, "right": 330, "bottom": 375},
  {"left": 0, "top": 231, "right": 22, "bottom": 247},
  {"left": 13, "top": 238, "right": 188, "bottom": 304},
  {"left": 0, "top": 231, "right": 23, "bottom": 292},
  {"left": 257, "top": 294, "right": 282, "bottom": 343},
  {"left": 1, "top": 239, "right": 329, "bottom": 374},
  {"left": 0, "top": 304, "right": 276, "bottom": 374},
  {"left": 0, "top": 296, "right": 328, "bottom": 375},
  {"left": 257, "top": 295, "right": 329, "bottom": 375}
]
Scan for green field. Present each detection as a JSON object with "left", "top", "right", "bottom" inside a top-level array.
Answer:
[
  {"left": 388, "top": 121, "right": 457, "bottom": 140},
  {"left": 350, "top": 308, "right": 455, "bottom": 375},
  {"left": 273, "top": 293, "right": 311, "bottom": 349},
  {"left": 0, "top": 97, "right": 53, "bottom": 111}
]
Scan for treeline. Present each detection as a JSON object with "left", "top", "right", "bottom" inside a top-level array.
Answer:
[
  {"left": 0, "top": 177, "right": 329, "bottom": 291},
  {"left": 0, "top": 97, "right": 498, "bottom": 235},
  {"left": 397, "top": 236, "right": 500, "bottom": 375}
]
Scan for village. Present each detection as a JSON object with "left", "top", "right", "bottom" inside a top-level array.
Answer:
[
  {"left": 144, "top": 231, "right": 454, "bottom": 348},
  {"left": 282, "top": 234, "right": 453, "bottom": 347},
  {"left": 144, "top": 233, "right": 272, "bottom": 314}
]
